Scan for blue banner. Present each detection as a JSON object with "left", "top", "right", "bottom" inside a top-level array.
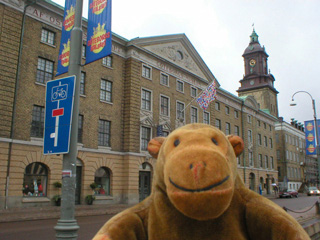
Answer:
[
  {"left": 56, "top": 0, "right": 76, "bottom": 76},
  {"left": 305, "top": 120, "right": 320, "bottom": 155},
  {"left": 85, "top": 0, "right": 112, "bottom": 65}
]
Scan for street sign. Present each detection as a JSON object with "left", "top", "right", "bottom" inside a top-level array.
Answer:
[{"left": 43, "top": 76, "right": 76, "bottom": 155}]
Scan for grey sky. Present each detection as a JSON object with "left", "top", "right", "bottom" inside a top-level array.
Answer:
[{"left": 54, "top": 0, "right": 320, "bottom": 125}]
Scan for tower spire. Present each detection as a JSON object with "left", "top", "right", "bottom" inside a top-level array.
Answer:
[{"left": 250, "top": 26, "right": 259, "bottom": 43}]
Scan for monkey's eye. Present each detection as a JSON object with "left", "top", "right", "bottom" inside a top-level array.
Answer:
[
  {"left": 212, "top": 138, "right": 218, "bottom": 145},
  {"left": 174, "top": 139, "right": 180, "bottom": 147}
]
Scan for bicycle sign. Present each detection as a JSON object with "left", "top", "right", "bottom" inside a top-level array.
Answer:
[
  {"left": 51, "top": 84, "right": 68, "bottom": 101},
  {"left": 44, "top": 76, "right": 76, "bottom": 155}
]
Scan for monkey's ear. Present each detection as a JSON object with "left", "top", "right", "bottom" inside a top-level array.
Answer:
[
  {"left": 147, "top": 137, "right": 166, "bottom": 158},
  {"left": 227, "top": 135, "right": 244, "bottom": 157}
]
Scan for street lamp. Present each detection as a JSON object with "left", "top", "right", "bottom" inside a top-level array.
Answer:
[{"left": 290, "top": 91, "right": 320, "bottom": 187}]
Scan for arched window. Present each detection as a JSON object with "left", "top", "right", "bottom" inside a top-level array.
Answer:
[
  {"left": 94, "top": 167, "right": 111, "bottom": 195},
  {"left": 23, "top": 162, "right": 48, "bottom": 197}
]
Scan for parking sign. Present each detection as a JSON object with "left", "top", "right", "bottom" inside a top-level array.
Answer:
[{"left": 44, "top": 76, "right": 76, "bottom": 155}]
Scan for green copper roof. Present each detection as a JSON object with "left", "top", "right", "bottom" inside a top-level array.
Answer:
[{"left": 250, "top": 28, "right": 259, "bottom": 43}]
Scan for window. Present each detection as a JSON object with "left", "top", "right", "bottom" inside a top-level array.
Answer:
[
  {"left": 257, "top": 120, "right": 260, "bottom": 127},
  {"left": 277, "top": 150, "right": 280, "bottom": 160},
  {"left": 265, "top": 156, "right": 269, "bottom": 169},
  {"left": 225, "top": 122, "right": 230, "bottom": 135},
  {"left": 36, "top": 57, "right": 54, "bottom": 83},
  {"left": 249, "top": 152, "right": 253, "bottom": 167},
  {"left": 142, "top": 65, "right": 151, "bottom": 79},
  {"left": 285, "top": 134, "right": 288, "bottom": 143},
  {"left": 191, "top": 107, "right": 198, "bottom": 123},
  {"left": 176, "top": 80, "right": 184, "bottom": 92},
  {"left": 41, "top": 28, "right": 55, "bottom": 45},
  {"left": 269, "top": 138, "right": 273, "bottom": 148},
  {"left": 191, "top": 87, "right": 197, "bottom": 97},
  {"left": 203, "top": 112, "right": 210, "bottom": 124},
  {"left": 264, "top": 136, "right": 268, "bottom": 147},
  {"left": 271, "top": 157, "right": 274, "bottom": 169},
  {"left": 102, "top": 55, "right": 112, "bottom": 67},
  {"left": 78, "top": 114, "right": 83, "bottom": 143},
  {"left": 264, "top": 123, "right": 267, "bottom": 129},
  {"left": 225, "top": 106, "right": 230, "bottom": 115},
  {"left": 141, "top": 89, "right": 152, "bottom": 111},
  {"left": 258, "top": 134, "right": 262, "bottom": 145},
  {"left": 160, "top": 73, "right": 169, "bottom": 86},
  {"left": 100, "top": 79, "right": 112, "bottom": 102},
  {"left": 162, "top": 131, "right": 169, "bottom": 137},
  {"left": 23, "top": 162, "right": 48, "bottom": 197},
  {"left": 259, "top": 154, "right": 263, "bottom": 168},
  {"left": 215, "top": 119, "right": 221, "bottom": 130},
  {"left": 31, "top": 105, "right": 44, "bottom": 137},
  {"left": 248, "top": 130, "right": 252, "bottom": 143},
  {"left": 247, "top": 115, "right": 252, "bottom": 123},
  {"left": 160, "top": 95, "right": 169, "bottom": 116},
  {"left": 98, "top": 120, "right": 111, "bottom": 147},
  {"left": 176, "top": 101, "right": 185, "bottom": 121},
  {"left": 237, "top": 157, "right": 241, "bottom": 165},
  {"left": 234, "top": 110, "right": 239, "bottom": 118},
  {"left": 278, "top": 167, "right": 281, "bottom": 177},
  {"left": 94, "top": 167, "right": 111, "bottom": 195},
  {"left": 276, "top": 133, "right": 279, "bottom": 143},
  {"left": 235, "top": 125, "right": 240, "bottom": 136},
  {"left": 215, "top": 102, "right": 220, "bottom": 111},
  {"left": 80, "top": 72, "right": 86, "bottom": 95},
  {"left": 141, "top": 126, "right": 151, "bottom": 151},
  {"left": 269, "top": 125, "right": 272, "bottom": 131},
  {"left": 82, "top": 44, "right": 86, "bottom": 58}
]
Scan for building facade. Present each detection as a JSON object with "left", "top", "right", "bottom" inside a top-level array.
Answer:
[
  {"left": 275, "top": 118, "right": 308, "bottom": 191},
  {"left": 0, "top": 0, "right": 278, "bottom": 208}
]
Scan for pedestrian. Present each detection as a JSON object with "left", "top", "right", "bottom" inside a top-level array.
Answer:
[
  {"left": 23, "top": 184, "right": 30, "bottom": 196},
  {"left": 274, "top": 185, "right": 278, "bottom": 196},
  {"left": 259, "top": 184, "right": 262, "bottom": 195}
]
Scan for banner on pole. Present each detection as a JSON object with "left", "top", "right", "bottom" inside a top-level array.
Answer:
[
  {"left": 305, "top": 120, "right": 320, "bottom": 155},
  {"left": 85, "top": 0, "right": 112, "bottom": 65},
  {"left": 56, "top": 0, "right": 76, "bottom": 76},
  {"left": 196, "top": 81, "right": 217, "bottom": 110}
]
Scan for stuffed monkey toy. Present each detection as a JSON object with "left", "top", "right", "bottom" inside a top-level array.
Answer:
[{"left": 93, "top": 123, "right": 310, "bottom": 240}]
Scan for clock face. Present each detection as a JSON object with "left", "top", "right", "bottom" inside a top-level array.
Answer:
[
  {"left": 250, "top": 80, "right": 255, "bottom": 85},
  {"left": 249, "top": 59, "right": 256, "bottom": 67}
]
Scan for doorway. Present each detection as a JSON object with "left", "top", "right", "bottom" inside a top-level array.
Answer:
[{"left": 139, "top": 171, "right": 151, "bottom": 202}]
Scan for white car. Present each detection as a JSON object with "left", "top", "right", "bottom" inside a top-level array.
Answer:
[{"left": 307, "top": 187, "right": 320, "bottom": 196}]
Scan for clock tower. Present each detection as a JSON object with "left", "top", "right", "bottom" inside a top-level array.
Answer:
[{"left": 237, "top": 28, "right": 279, "bottom": 118}]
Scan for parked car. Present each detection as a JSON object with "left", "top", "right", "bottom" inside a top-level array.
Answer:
[
  {"left": 279, "top": 189, "right": 298, "bottom": 198},
  {"left": 307, "top": 187, "right": 320, "bottom": 196}
]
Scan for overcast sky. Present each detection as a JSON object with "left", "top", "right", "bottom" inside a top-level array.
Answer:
[{"left": 53, "top": 0, "right": 320, "bottom": 125}]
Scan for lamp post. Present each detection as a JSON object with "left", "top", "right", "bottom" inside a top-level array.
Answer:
[{"left": 290, "top": 91, "right": 320, "bottom": 187}]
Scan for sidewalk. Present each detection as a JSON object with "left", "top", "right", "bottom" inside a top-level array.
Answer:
[
  {"left": 0, "top": 204, "right": 131, "bottom": 223},
  {"left": 0, "top": 194, "right": 317, "bottom": 223}
]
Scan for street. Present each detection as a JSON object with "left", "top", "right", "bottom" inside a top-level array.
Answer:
[
  {"left": 0, "top": 215, "right": 112, "bottom": 240},
  {"left": 0, "top": 195, "right": 319, "bottom": 240}
]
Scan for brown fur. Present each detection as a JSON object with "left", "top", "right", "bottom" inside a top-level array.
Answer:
[{"left": 93, "top": 123, "right": 310, "bottom": 240}]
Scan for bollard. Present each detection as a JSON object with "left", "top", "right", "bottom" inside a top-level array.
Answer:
[
  {"left": 315, "top": 201, "right": 320, "bottom": 215},
  {"left": 283, "top": 206, "right": 287, "bottom": 212}
]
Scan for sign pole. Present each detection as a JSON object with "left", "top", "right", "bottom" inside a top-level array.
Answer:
[{"left": 55, "top": 0, "right": 83, "bottom": 238}]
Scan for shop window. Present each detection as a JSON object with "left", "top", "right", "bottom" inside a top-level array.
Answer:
[
  {"left": 23, "top": 162, "right": 48, "bottom": 197},
  {"left": 94, "top": 167, "right": 111, "bottom": 195}
]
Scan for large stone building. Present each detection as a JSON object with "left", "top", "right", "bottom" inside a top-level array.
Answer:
[
  {"left": 0, "top": 0, "right": 278, "bottom": 208},
  {"left": 275, "top": 118, "right": 318, "bottom": 191}
]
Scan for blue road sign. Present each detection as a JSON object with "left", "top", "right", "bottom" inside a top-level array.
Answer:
[{"left": 44, "top": 76, "right": 76, "bottom": 155}]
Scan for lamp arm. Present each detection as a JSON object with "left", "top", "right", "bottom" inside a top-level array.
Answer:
[{"left": 291, "top": 91, "right": 313, "bottom": 102}]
